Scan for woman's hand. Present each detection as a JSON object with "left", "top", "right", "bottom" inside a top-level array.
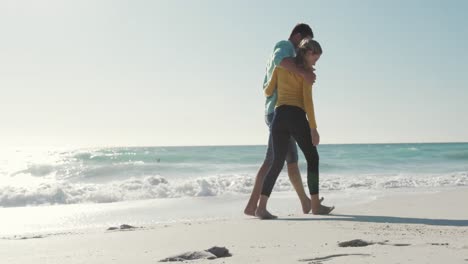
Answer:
[{"left": 311, "top": 128, "right": 320, "bottom": 146}]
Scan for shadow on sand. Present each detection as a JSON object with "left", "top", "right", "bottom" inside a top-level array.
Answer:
[{"left": 277, "top": 214, "right": 468, "bottom": 227}]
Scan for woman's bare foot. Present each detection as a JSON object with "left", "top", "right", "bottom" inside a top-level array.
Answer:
[
  {"left": 311, "top": 196, "right": 334, "bottom": 215},
  {"left": 312, "top": 204, "right": 335, "bottom": 215},
  {"left": 255, "top": 208, "right": 278, "bottom": 220}
]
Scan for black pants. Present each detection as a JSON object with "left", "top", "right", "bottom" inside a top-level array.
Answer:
[{"left": 261, "top": 105, "right": 319, "bottom": 197}]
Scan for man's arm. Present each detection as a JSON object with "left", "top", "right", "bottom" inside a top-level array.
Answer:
[
  {"left": 279, "top": 58, "right": 316, "bottom": 85},
  {"left": 264, "top": 67, "right": 278, "bottom": 97}
]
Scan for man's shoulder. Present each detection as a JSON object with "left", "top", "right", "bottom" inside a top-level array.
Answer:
[{"left": 274, "top": 40, "right": 293, "bottom": 49}]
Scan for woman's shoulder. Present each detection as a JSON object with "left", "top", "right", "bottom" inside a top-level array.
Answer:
[
  {"left": 276, "top": 66, "right": 312, "bottom": 82},
  {"left": 276, "top": 66, "right": 297, "bottom": 75},
  {"left": 275, "top": 67, "right": 294, "bottom": 79},
  {"left": 277, "top": 67, "right": 303, "bottom": 80}
]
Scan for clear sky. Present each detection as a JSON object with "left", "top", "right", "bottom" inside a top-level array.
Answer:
[{"left": 1, "top": 0, "right": 467, "bottom": 148}]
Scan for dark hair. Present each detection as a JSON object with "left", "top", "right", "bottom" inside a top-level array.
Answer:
[
  {"left": 290, "top": 23, "right": 314, "bottom": 39},
  {"left": 295, "top": 38, "right": 322, "bottom": 69}
]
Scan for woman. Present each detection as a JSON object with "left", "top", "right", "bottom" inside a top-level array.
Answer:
[{"left": 255, "top": 38, "right": 334, "bottom": 219}]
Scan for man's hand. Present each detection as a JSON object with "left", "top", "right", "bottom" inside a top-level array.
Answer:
[
  {"left": 279, "top": 58, "right": 316, "bottom": 85},
  {"left": 311, "top": 128, "right": 320, "bottom": 146},
  {"left": 301, "top": 69, "right": 316, "bottom": 85}
]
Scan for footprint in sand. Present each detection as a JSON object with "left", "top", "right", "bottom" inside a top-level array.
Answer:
[
  {"left": 338, "top": 239, "right": 411, "bottom": 247},
  {"left": 16, "top": 235, "right": 45, "bottom": 240},
  {"left": 299, "top": 253, "right": 371, "bottom": 263},
  {"left": 429, "top": 242, "right": 449, "bottom": 246}
]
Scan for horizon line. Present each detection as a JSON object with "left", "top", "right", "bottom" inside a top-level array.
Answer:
[{"left": 5, "top": 141, "right": 468, "bottom": 150}]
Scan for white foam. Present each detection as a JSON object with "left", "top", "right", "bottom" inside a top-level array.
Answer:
[{"left": 1, "top": 171, "right": 467, "bottom": 207}]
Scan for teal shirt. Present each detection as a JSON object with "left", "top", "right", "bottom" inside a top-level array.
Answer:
[{"left": 263, "top": 40, "right": 296, "bottom": 115}]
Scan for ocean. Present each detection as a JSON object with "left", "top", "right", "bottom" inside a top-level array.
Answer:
[{"left": 0, "top": 143, "right": 467, "bottom": 236}]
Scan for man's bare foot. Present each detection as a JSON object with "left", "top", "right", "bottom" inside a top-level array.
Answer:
[
  {"left": 255, "top": 208, "right": 278, "bottom": 220},
  {"left": 244, "top": 206, "right": 257, "bottom": 217},
  {"left": 301, "top": 198, "right": 311, "bottom": 214}
]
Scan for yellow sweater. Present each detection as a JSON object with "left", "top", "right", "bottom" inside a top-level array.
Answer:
[{"left": 264, "top": 67, "right": 317, "bottom": 129}]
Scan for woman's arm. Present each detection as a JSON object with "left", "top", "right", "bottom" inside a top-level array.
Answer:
[
  {"left": 303, "top": 82, "right": 320, "bottom": 146},
  {"left": 264, "top": 67, "right": 279, "bottom": 97},
  {"left": 303, "top": 82, "right": 317, "bottom": 129}
]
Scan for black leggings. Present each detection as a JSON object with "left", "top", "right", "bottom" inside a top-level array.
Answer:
[{"left": 261, "top": 105, "right": 319, "bottom": 197}]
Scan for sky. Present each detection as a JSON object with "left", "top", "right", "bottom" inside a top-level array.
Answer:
[{"left": 1, "top": 0, "right": 467, "bottom": 148}]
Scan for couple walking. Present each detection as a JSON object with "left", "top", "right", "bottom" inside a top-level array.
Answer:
[{"left": 245, "top": 23, "right": 334, "bottom": 219}]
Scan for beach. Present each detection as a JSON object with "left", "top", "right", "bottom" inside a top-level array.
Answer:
[
  {"left": 2, "top": 0, "right": 468, "bottom": 262},
  {"left": 1, "top": 186, "right": 467, "bottom": 264},
  {"left": 1, "top": 145, "right": 467, "bottom": 263}
]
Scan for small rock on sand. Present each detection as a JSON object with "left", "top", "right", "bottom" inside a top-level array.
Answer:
[
  {"left": 159, "top": 246, "right": 231, "bottom": 262},
  {"left": 107, "top": 224, "right": 137, "bottom": 231},
  {"left": 120, "top": 224, "right": 136, "bottom": 230},
  {"left": 338, "top": 239, "right": 374, "bottom": 247}
]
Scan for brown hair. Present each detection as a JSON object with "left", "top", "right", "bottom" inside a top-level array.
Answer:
[
  {"left": 289, "top": 23, "right": 314, "bottom": 39},
  {"left": 294, "top": 38, "right": 322, "bottom": 69}
]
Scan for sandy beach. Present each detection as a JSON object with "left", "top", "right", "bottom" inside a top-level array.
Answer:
[
  {"left": 1, "top": 187, "right": 467, "bottom": 264},
  {"left": 2, "top": 0, "right": 468, "bottom": 263}
]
